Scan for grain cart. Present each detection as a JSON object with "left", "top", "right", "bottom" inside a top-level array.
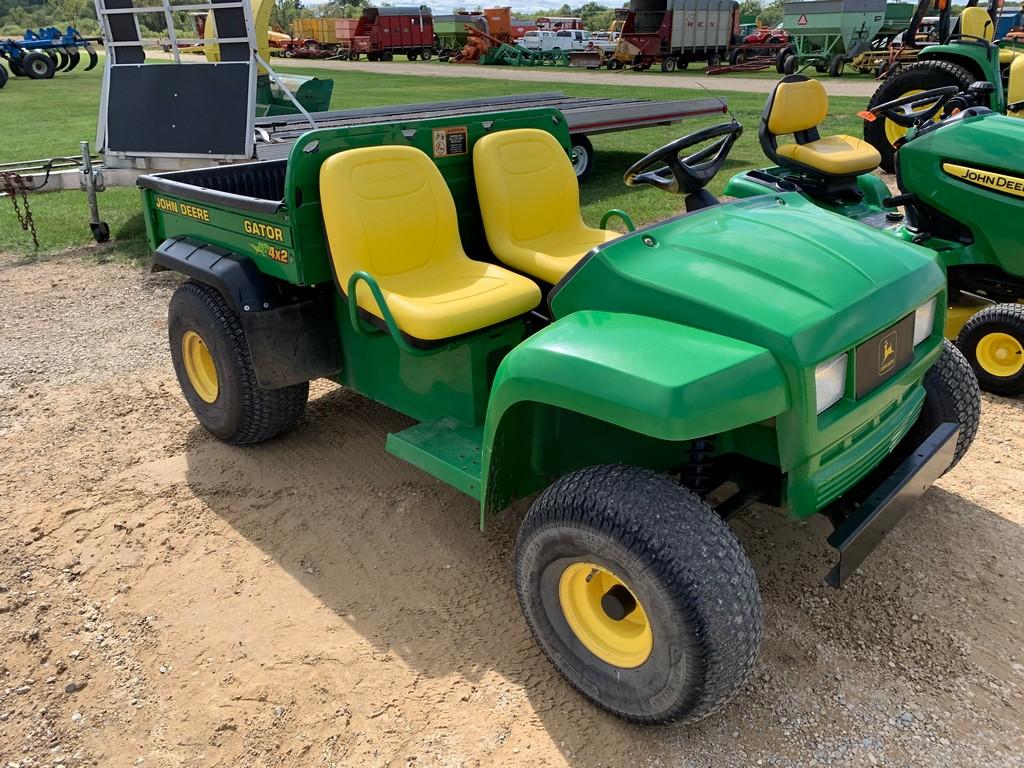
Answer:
[
  {"left": 433, "top": 13, "right": 487, "bottom": 58},
  {"left": 353, "top": 6, "right": 435, "bottom": 61},
  {"left": 781, "top": 0, "right": 889, "bottom": 76},
  {"left": 615, "top": 0, "right": 740, "bottom": 71},
  {"left": 140, "top": 105, "right": 978, "bottom": 724}
]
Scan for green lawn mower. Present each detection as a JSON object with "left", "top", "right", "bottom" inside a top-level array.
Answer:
[
  {"left": 864, "top": 3, "right": 1024, "bottom": 171},
  {"left": 727, "top": 74, "right": 1024, "bottom": 396},
  {"left": 140, "top": 107, "right": 978, "bottom": 725}
]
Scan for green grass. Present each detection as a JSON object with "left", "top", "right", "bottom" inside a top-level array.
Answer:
[{"left": 0, "top": 61, "right": 864, "bottom": 257}]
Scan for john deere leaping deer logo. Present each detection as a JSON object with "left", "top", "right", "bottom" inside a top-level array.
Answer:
[{"left": 879, "top": 332, "right": 898, "bottom": 375}]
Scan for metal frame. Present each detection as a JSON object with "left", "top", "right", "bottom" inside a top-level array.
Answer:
[{"left": 93, "top": 0, "right": 259, "bottom": 160}]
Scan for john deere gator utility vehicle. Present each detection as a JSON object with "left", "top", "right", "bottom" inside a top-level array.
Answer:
[
  {"left": 139, "top": 108, "right": 979, "bottom": 725},
  {"left": 864, "top": 1, "right": 1023, "bottom": 170},
  {"left": 728, "top": 74, "right": 1024, "bottom": 395}
]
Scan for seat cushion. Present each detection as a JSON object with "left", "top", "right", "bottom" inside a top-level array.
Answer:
[
  {"left": 357, "top": 260, "right": 541, "bottom": 341},
  {"left": 493, "top": 227, "right": 620, "bottom": 285},
  {"left": 776, "top": 134, "right": 881, "bottom": 176},
  {"left": 766, "top": 78, "right": 829, "bottom": 135},
  {"left": 1000, "top": 48, "right": 1021, "bottom": 65}
]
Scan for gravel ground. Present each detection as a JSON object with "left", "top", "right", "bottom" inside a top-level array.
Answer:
[{"left": 0, "top": 249, "right": 1022, "bottom": 768}]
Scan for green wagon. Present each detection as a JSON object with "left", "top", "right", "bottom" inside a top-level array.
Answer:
[{"left": 782, "top": 0, "right": 891, "bottom": 76}]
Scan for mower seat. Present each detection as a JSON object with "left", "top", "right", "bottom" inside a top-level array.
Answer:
[
  {"left": 1009, "top": 55, "right": 1024, "bottom": 118},
  {"left": 320, "top": 145, "right": 541, "bottom": 342},
  {"left": 958, "top": 7, "right": 1019, "bottom": 64},
  {"left": 473, "top": 128, "right": 620, "bottom": 285},
  {"left": 761, "top": 75, "right": 880, "bottom": 178}
]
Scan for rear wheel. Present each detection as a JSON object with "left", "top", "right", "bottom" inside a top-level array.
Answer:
[
  {"left": 660, "top": 56, "right": 676, "bottom": 72},
  {"left": 23, "top": 52, "right": 56, "bottom": 79},
  {"left": 407, "top": 51, "right": 418, "bottom": 60},
  {"left": 514, "top": 465, "right": 762, "bottom": 724},
  {"left": 569, "top": 133, "right": 594, "bottom": 183},
  {"left": 783, "top": 54, "right": 799, "bottom": 74},
  {"left": 421, "top": 47, "right": 432, "bottom": 60},
  {"left": 957, "top": 304, "right": 1024, "bottom": 397},
  {"left": 168, "top": 280, "right": 308, "bottom": 445},
  {"left": 828, "top": 54, "right": 845, "bottom": 76},
  {"left": 729, "top": 48, "right": 745, "bottom": 65},
  {"left": 864, "top": 60, "right": 975, "bottom": 172},
  {"left": 775, "top": 47, "right": 792, "bottom": 73}
]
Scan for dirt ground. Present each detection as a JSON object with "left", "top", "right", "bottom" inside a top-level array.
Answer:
[{"left": 1, "top": 249, "right": 1022, "bottom": 768}]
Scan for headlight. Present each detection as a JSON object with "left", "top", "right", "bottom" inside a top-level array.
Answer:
[
  {"left": 815, "top": 353, "right": 848, "bottom": 414},
  {"left": 913, "top": 297, "right": 937, "bottom": 347}
]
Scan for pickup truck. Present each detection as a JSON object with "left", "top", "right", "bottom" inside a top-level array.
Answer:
[{"left": 137, "top": 107, "right": 979, "bottom": 727}]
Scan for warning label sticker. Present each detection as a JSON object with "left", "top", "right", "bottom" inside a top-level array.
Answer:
[{"left": 432, "top": 126, "right": 468, "bottom": 158}]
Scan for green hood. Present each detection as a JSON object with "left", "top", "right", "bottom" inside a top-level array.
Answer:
[{"left": 551, "top": 193, "right": 945, "bottom": 365}]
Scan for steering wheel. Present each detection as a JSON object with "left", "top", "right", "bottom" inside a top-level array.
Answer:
[
  {"left": 624, "top": 120, "right": 743, "bottom": 195},
  {"left": 870, "top": 85, "right": 961, "bottom": 128}
]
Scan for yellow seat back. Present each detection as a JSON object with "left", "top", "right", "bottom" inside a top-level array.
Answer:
[
  {"left": 473, "top": 129, "right": 586, "bottom": 247},
  {"left": 766, "top": 78, "right": 829, "bottom": 136},
  {"left": 1010, "top": 55, "right": 1024, "bottom": 118},
  {"left": 959, "top": 7, "right": 994, "bottom": 42},
  {"left": 320, "top": 145, "right": 465, "bottom": 286}
]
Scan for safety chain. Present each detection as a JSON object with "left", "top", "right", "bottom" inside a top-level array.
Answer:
[{"left": 1, "top": 171, "right": 39, "bottom": 249}]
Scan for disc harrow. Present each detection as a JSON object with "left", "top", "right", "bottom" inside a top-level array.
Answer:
[{"left": 0, "top": 26, "right": 101, "bottom": 82}]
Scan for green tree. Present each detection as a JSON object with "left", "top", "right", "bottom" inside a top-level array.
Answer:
[{"left": 759, "top": 0, "right": 783, "bottom": 27}]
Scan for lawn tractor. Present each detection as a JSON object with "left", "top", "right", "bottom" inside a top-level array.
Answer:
[
  {"left": 139, "top": 108, "right": 979, "bottom": 725},
  {"left": 0, "top": 26, "right": 100, "bottom": 80},
  {"left": 864, "top": 1, "right": 1024, "bottom": 170},
  {"left": 727, "top": 74, "right": 1024, "bottom": 395}
]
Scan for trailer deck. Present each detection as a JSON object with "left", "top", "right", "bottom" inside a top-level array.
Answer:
[{"left": 252, "top": 91, "right": 729, "bottom": 162}]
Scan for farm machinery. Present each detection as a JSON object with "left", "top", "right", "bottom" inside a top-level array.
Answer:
[
  {"left": 728, "top": 74, "right": 1024, "bottom": 395},
  {"left": 864, "top": 0, "right": 1023, "bottom": 170},
  {"left": 0, "top": 26, "right": 100, "bottom": 81},
  {"left": 138, "top": 98, "right": 979, "bottom": 724}
]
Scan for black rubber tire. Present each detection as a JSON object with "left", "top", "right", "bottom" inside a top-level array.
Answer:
[
  {"left": 729, "top": 48, "right": 744, "bottom": 65},
  {"left": 775, "top": 47, "right": 791, "bottom": 73},
  {"left": 956, "top": 303, "right": 1024, "bottom": 397},
  {"left": 783, "top": 54, "right": 799, "bottom": 74},
  {"left": 864, "top": 60, "right": 975, "bottom": 172},
  {"left": 660, "top": 56, "right": 676, "bottom": 72},
  {"left": 23, "top": 52, "right": 56, "bottom": 79},
  {"left": 707, "top": 53, "right": 720, "bottom": 67},
  {"left": 678, "top": 57, "right": 688, "bottom": 70},
  {"left": 514, "top": 465, "right": 763, "bottom": 725},
  {"left": 407, "top": 51, "right": 418, "bottom": 60},
  {"left": 0, "top": 64, "right": 7, "bottom": 89},
  {"left": 828, "top": 54, "right": 845, "bottom": 76},
  {"left": 902, "top": 339, "right": 981, "bottom": 472},
  {"left": 421, "top": 48, "right": 432, "bottom": 60},
  {"left": 168, "top": 280, "right": 308, "bottom": 445},
  {"left": 382, "top": 52, "right": 394, "bottom": 61},
  {"left": 569, "top": 133, "right": 594, "bottom": 183}
]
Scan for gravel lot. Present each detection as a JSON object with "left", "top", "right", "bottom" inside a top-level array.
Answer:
[{"left": 1, "top": 249, "right": 1022, "bottom": 768}]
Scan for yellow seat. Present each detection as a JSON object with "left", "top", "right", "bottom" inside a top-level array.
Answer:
[
  {"left": 1010, "top": 55, "right": 1024, "bottom": 118},
  {"left": 473, "top": 128, "right": 620, "bottom": 285},
  {"left": 761, "top": 75, "right": 880, "bottom": 177},
  {"left": 776, "top": 135, "right": 883, "bottom": 176},
  {"left": 320, "top": 145, "right": 541, "bottom": 342},
  {"left": 958, "top": 7, "right": 1020, "bottom": 64}
]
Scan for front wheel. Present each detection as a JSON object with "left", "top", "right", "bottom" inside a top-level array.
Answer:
[
  {"left": 514, "top": 465, "right": 763, "bottom": 724},
  {"left": 168, "top": 280, "right": 308, "bottom": 445},
  {"left": 783, "top": 54, "right": 799, "bottom": 75},
  {"left": 957, "top": 304, "right": 1024, "bottom": 397},
  {"left": 905, "top": 340, "right": 981, "bottom": 471},
  {"left": 863, "top": 60, "right": 975, "bottom": 172},
  {"left": 828, "top": 54, "right": 844, "bottom": 77},
  {"left": 660, "top": 56, "right": 676, "bottom": 72}
]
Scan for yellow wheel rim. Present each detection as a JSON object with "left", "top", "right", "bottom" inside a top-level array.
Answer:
[
  {"left": 181, "top": 330, "right": 219, "bottom": 403},
  {"left": 558, "top": 562, "right": 653, "bottom": 668},
  {"left": 883, "top": 89, "right": 937, "bottom": 147},
  {"left": 975, "top": 331, "right": 1024, "bottom": 378}
]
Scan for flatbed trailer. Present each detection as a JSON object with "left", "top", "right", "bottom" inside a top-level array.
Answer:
[{"left": 253, "top": 91, "right": 729, "bottom": 180}]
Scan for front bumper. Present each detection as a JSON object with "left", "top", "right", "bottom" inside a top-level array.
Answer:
[{"left": 824, "top": 422, "right": 958, "bottom": 587}]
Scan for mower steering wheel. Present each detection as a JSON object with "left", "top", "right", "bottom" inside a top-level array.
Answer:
[
  {"left": 624, "top": 120, "right": 743, "bottom": 195},
  {"left": 871, "top": 85, "right": 961, "bottom": 128}
]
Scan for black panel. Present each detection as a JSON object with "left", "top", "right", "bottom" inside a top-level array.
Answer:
[
  {"left": 103, "top": 0, "right": 145, "bottom": 65},
  {"left": 107, "top": 64, "right": 250, "bottom": 155},
  {"left": 211, "top": 0, "right": 249, "bottom": 62},
  {"left": 854, "top": 314, "right": 915, "bottom": 399}
]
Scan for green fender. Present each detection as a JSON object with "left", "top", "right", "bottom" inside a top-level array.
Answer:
[
  {"left": 919, "top": 46, "right": 1005, "bottom": 110},
  {"left": 479, "top": 311, "right": 791, "bottom": 521}
]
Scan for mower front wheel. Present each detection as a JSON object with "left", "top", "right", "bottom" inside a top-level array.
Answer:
[
  {"left": 514, "top": 465, "right": 762, "bottom": 724},
  {"left": 168, "top": 280, "right": 308, "bottom": 445},
  {"left": 957, "top": 304, "right": 1024, "bottom": 397}
]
